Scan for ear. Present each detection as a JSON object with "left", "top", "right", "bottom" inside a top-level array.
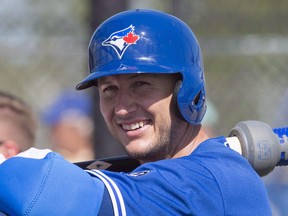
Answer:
[{"left": 0, "top": 140, "right": 20, "bottom": 159}]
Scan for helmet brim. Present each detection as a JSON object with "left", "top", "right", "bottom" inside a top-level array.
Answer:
[{"left": 76, "top": 64, "right": 182, "bottom": 90}]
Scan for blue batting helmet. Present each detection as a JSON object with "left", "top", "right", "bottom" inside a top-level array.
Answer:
[{"left": 76, "top": 9, "right": 206, "bottom": 124}]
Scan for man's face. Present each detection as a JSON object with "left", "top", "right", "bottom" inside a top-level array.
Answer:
[{"left": 98, "top": 73, "right": 183, "bottom": 162}]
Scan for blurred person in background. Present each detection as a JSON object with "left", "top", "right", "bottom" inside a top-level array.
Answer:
[
  {"left": 0, "top": 90, "right": 37, "bottom": 159},
  {"left": 41, "top": 90, "right": 95, "bottom": 162}
]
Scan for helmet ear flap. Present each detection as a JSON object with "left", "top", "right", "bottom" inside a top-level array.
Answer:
[
  {"left": 190, "top": 88, "right": 206, "bottom": 123},
  {"left": 176, "top": 79, "right": 206, "bottom": 125},
  {"left": 172, "top": 79, "right": 206, "bottom": 124},
  {"left": 172, "top": 80, "right": 186, "bottom": 121},
  {"left": 174, "top": 80, "right": 182, "bottom": 94}
]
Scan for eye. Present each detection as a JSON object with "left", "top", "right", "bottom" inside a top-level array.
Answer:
[
  {"left": 111, "top": 36, "right": 118, "bottom": 41},
  {"left": 134, "top": 81, "right": 149, "bottom": 87},
  {"left": 100, "top": 85, "right": 118, "bottom": 97},
  {"left": 105, "top": 85, "right": 117, "bottom": 92},
  {"left": 130, "top": 81, "right": 151, "bottom": 94}
]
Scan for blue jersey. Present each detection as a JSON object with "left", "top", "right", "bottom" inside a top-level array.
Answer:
[
  {"left": 0, "top": 137, "right": 271, "bottom": 215},
  {"left": 92, "top": 136, "right": 272, "bottom": 215}
]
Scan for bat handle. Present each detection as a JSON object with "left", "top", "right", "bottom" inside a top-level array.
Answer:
[{"left": 273, "top": 127, "right": 288, "bottom": 166}]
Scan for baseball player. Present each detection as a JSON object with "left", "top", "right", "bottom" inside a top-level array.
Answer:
[{"left": 0, "top": 9, "right": 271, "bottom": 215}]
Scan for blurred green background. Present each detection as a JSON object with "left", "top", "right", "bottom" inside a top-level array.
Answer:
[
  {"left": 1, "top": 0, "right": 288, "bottom": 214},
  {"left": 1, "top": 0, "right": 287, "bottom": 152}
]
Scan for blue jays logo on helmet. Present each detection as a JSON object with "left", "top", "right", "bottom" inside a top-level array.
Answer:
[
  {"left": 102, "top": 25, "right": 140, "bottom": 59},
  {"left": 77, "top": 9, "right": 207, "bottom": 125}
]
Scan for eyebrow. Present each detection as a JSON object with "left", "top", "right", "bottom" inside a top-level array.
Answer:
[
  {"left": 97, "top": 77, "right": 111, "bottom": 85},
  {"left": 127, "top": 74, "right": 144, "bottom": 80},
  {"left": 98, "top": 74, "right": 144, "bottom": 85}
]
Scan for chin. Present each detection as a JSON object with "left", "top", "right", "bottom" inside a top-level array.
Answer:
[
  {"left": 125, "top": 145, "right": 164, "bottom": 162},
  {"left": 124, "top": 144, "right": 149, "bottom": 159}
]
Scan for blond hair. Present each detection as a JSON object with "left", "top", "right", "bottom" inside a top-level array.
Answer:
[{"left": 0, "top": 91, "right": 37, "bottom": 151}]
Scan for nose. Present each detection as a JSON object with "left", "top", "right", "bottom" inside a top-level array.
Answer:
[{"left": 114, "top": 89, "right": 137, "bottom": 117}]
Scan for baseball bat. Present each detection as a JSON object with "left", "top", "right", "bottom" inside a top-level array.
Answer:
[
  {"left": 226, "top": 120, "right": 288, "bottom": 176},
  {"left": 75, "top": 120, "right": 288, "bottom": 176}
]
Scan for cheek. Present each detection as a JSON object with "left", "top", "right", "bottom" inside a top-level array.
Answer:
[
  {"left": 160, "top": 94, "right": 173, "bottom": 109},
  {"left": 149, "top": 95, "right": 173, "bottom": 120},
  {"left": 100, "top": 100, "right": 113, "bottom": 124}
]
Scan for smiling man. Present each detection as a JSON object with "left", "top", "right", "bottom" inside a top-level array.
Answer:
[
  {"left": 0, "top": 9, "right": 271, "bottom": 215},
  {"left": 97, "top": 73, "right": 203, "bottom": 164}
]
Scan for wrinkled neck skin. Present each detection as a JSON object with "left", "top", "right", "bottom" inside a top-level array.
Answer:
[
  {"left": 139, "top": 123, "right": 210, "bottom": 164},
  {"left": 171, "top": 124, "right": 209, "bottom": 159}
]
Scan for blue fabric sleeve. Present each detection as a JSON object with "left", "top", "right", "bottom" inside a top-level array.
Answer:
[{"left": 0, "top": 152, "right": 108, "bottom": 216}]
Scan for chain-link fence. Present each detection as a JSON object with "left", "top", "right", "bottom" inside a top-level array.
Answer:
[
  {"left": 1, "top": 0, "right": 287, "bottom": 148},
  {"left": 172, "top": 0, "right": 288, "bottom": 136},
  {"left": 1, "top": 0, "right": 288, "bottom": 214}
]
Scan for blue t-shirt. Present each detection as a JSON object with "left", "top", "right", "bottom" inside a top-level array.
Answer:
[{"left": 0, "top": 137, "right": 271, "bottom": 215}]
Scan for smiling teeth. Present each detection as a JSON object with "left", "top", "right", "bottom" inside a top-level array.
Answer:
[{"left": 122, "top": 121, "right": 145, "bottom": 131}]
